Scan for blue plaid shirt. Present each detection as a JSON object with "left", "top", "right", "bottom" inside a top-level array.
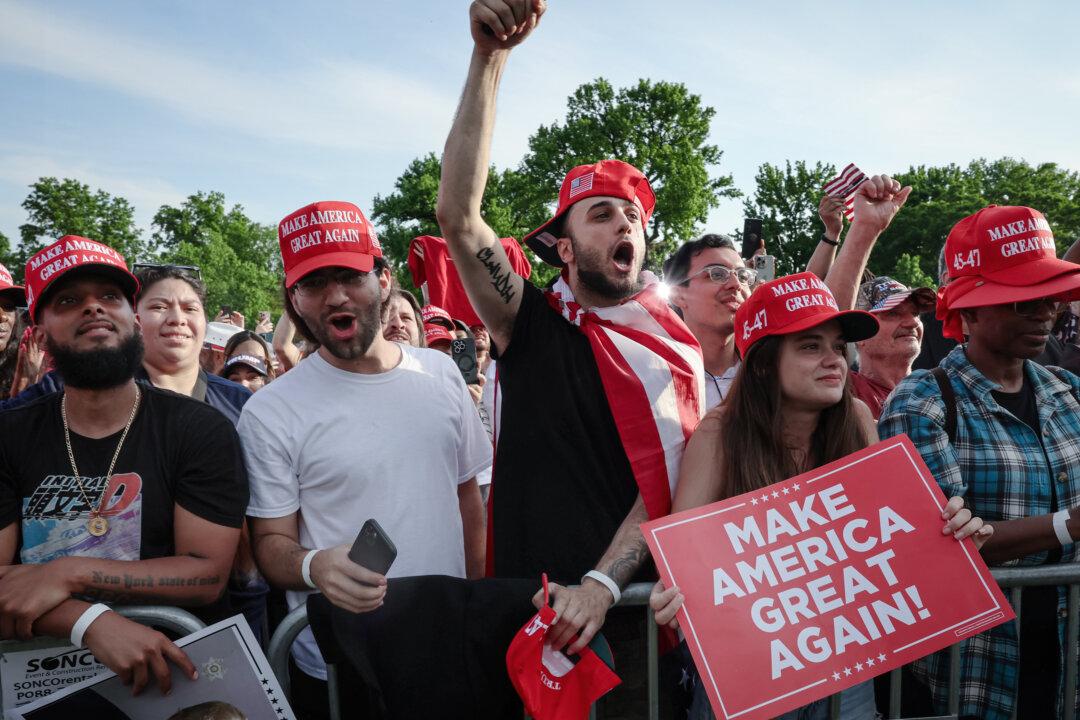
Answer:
[{"left": 879, "top": 345, "right": 1080, "bottom": 720}]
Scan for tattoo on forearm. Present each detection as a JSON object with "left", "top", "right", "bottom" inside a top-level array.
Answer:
[
  {"left": 603, "top": 535, "right": 650, "bottom": 589},
  {"left": 84, "top": 570, "right": 221, "bottom": 603},
  {"left": 475, "top": 247, "right": 516, "bottom": 304}
]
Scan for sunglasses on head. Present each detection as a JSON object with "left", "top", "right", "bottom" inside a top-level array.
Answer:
[{"left": 131, "top": 263, "right": 202, "bottom": 280}]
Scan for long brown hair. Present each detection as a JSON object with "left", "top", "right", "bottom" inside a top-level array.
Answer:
[{"left": 718, "top": 335, "right": 868, "bottom": 497}]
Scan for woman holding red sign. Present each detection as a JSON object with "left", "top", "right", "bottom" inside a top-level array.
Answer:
[{"left": 650, "top": 270, "right": 992, "bottom": 720}]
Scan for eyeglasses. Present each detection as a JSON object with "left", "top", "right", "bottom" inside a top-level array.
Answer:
[
  {"left": 132, "top": 263, "right": 202, "bottom": 280},
  {"left": 1011, "top": 297, "right": 1061, "bottom": 317},
  {"left": 291, "top": 268, "right": 368, "bottom": 297},
  {"left": 686, "top": 264, "right": 757, "bottom": 286}
]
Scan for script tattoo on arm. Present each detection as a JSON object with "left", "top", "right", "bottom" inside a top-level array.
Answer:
[
  {"left": 83, "top": 570, "right": 222, "bottom": 605},
  {"left": 475, "top": 247, "right": 516, "bottom": 305}
]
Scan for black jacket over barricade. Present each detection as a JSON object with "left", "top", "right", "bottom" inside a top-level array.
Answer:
[{"left": 307, "top": 575, "right": 538, "bottom": 719}]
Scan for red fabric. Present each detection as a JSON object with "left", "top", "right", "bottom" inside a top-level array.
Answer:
[
  {"left": 0, "top": 262, "right": 22, "bottom": 294},
  {"left": 24, "top": 236, "right": 138, "bottom": 322},
  {"left": 278, "top": 201, "right": 383, "bottom": 288},
  {"left": 544, "top": 274, "right": 704, "bottom": 521},
  {"left": 506, "top": 575, "right": 621, "bottom": 719},
  {"left": 848, "top": 371, "right": 891, "bottom": 420},
  {"left": 409, "top": 236, "right": 531, "bottom": 326},
  {"left": 734, "top": 271, "right": 879, "bottom": 358}
]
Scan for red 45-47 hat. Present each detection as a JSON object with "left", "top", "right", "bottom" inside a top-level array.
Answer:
[
  {"left": 278, "top": 201, "right": 383, "bottom": 288},
  {"left": 734, "top": 271, "right": 879, "bottom": 357},
  {"left": 23, "top": 236, "right": 139, "bottom": 322},
  {"left": 942, "top": 205, "right": 1080, "bottom": 309},
  {"left": 524, "top": 160, "right": 656, "bottom": 268},
  {"left": 0, "top": 262, "right": 24, "bottom": 304}
]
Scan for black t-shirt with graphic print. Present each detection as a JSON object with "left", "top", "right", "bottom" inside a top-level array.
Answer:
[{"left": 0, "top": 383, "right": 248, "bottom": 615}]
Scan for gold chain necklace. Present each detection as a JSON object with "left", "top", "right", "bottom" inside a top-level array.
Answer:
[{"left": 60, "top": 385, "right": 141, "bottom": 537}]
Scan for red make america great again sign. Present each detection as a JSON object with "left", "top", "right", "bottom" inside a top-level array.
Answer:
[{"left": 641, "top": 435, "right": 1013, "bottom": 720}]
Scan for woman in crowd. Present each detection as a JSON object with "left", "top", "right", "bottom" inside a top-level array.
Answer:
[
  {"left": 0, "top": 264, "right": 25, "bottom": 397},
  {"left": 224, "top": 330, "right": 276, "bottom": 378},
  {"left": 650, "top": 272, "right": 992, "bottom": 720},
  {"left": 382, "top": 287, "right": 426, "bottom": 347},
  {"left": 220, "top": 350, "right": 271, "bottom": 393}
]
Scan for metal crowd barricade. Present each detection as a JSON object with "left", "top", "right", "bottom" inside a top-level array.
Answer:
[
  {"left": 264, "top": 566, "right": 1080, "bottom": 720},
  {"left": 0, "top": 605, "right": 204, "bottom": 719}
]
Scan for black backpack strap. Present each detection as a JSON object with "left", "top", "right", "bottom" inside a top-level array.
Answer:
[{"left": 931, "top": 367, "right": 957, "bottom": 444}]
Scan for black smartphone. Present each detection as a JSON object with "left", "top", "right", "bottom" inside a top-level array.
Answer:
[
  {"left": 451, "top": 337, "right": 480, "bottom": 384},
  {"left": 348, "top": 519, "right": 398, "bottom": 576},
  {"left": 742, "top": 218, "right": 764, "bottom": 259},
  {"left": 220, "top": 305, "right": 232, "bottom": 316}
]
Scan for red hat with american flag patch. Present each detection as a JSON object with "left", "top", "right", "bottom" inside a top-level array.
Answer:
[{"left": 524, "top": 160, "right": 656, "bottom": 267}]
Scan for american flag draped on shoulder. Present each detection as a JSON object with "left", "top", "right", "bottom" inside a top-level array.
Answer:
[
  {"left": 544, "top": 272, "right": 706, "bottom": 520},
  {"left": 823, "top": 163, "right": 868, "bottom": 221}
]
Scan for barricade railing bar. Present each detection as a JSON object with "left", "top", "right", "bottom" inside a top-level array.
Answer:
[
  {"left": 0, "top": 605, "right": 205, "bottom": 719},
  {"left": 263, "top": 564, "right": 1080, "bottom": 720}
]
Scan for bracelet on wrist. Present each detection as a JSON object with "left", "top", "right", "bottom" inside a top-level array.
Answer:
[
  {"left": 582, "top": 570, "right": 621, "bottom": 605},
  {"left": 70, "top": 604, "right": 112, "bottom": 647},
  {"left": 301, "top": 549, "right": 320, "bottom": 590},
  {"left": 820, "top": 233, "right": 840, "bottom": 247}
]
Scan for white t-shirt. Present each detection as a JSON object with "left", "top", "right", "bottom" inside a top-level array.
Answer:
[
  {"left": 704, "top": 361, "right": 740, "bottom": 410},
  {"left": 238, "top": 347, "right": 491, "bottom": 679}
]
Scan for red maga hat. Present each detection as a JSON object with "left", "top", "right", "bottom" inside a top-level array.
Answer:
[
  {"left": 23, "top": 236, "right": 139, "bottom": 322},
  {"left": 734, "top": 271, "right": 879, "bottom": 357},
  {"left": 942, "top": 205, "right": 1080, "bottom": 310},
  {"left": 0, "top": 262, "right": 25, "bottom": 304},
  {"left": 278, "top": 201, "right": 383, "bottom": 288},
  {"left": 523, "top": 160, "right": 656, "bottom": 267},
  {"left": 420, "top": 304, "right": 454, "bottom": 329},
  {"left": 424, "top": 323, "right": 454, "bottom": 347}
]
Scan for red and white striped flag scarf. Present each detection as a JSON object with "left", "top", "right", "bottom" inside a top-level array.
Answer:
[
  {"left": 823, "top": 163, "right": 868, "bottom": 221},
  {"left": 545, "top": 272, "right": 706, "bottom": 520}
]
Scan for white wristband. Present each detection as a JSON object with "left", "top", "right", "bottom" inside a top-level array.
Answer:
[
  {"left": 582, "top": 570, "right": 621, "bottom": 605},
  {"left": 301, "top": 549, "right": 320, "bottom": 590},
  {"left": 1053, "top": 509, "right": 1073, "bottom": 547},
  {"left": 70, "top": 604, "right": 111, "bottom": 648}
]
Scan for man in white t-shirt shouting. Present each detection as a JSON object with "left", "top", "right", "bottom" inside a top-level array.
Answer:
[{"left": 238, "top": 200, "right": 490, "bottom": 720}]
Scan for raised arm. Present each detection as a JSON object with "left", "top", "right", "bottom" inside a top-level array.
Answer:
[
  {"left": 824, "top": 175, "right": 911, "bottom": 310},
  {"left": 436, "top": 0, "right": 545, "bottom": 351},
  {"left": 805, "top": 194, "right": 846, "bottom": 279}
]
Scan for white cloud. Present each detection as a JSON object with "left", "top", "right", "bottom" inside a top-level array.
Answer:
[{"left": 0, "top": 1, "right": 457, "bottom": 154}]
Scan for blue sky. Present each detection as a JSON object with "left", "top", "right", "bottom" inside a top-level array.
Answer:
[{"left": 2, "top": 0, "right": 1078, "bottom": 256}]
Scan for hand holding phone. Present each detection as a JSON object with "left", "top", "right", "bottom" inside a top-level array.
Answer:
[{"left": 349, "top": 519, "right": 398, "bottom": 576}]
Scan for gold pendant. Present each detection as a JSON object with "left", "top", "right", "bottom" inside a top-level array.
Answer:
[{"left": 87, "top": 516, "right": 109, "bottom": 537}]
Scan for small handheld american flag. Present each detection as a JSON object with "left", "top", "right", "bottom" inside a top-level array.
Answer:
[{"left": 822, "top": 163, "right": 867, "bottom": 221}]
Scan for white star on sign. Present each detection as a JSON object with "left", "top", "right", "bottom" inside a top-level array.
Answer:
[
  {"left": 760, "top": 494, "right": 769, "bottom": 503},
  {"left": 866, "top": 657, "right": 875, "bottom": 667},
  {"left": 782, "top": 487, "right": 790, "bottom": 495},
  {"left": 832, "top": 672, "right": 841, "bottom": 681},
  {"left": 751, "top": 497, "right": 758, "bottom": 505},
  {"left": 771, "top": 490, "right": 780, "bottom": 498},
  {"left": 854, "top": 662, "right": 864, "bottom": 672},
  {"left": 878, "top": 653, "right": 886, "bottom": 663},
  {"left": 792, "top": 483, "right": 801, "bottom": 490},
  {"left": 843, "top": 667, "right": 852, "bottom": 676}
]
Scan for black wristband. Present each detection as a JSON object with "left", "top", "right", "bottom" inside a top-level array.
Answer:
[{"left": 820, "top": 233, "right": 840, "bottom": 247}]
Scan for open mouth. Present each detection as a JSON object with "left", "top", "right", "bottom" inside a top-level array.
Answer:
[
  {"left": 327, "top": 313, "right": 358, "bottom": 340},
  {"left": 78, "top": 321, "right": 116, "bottom": 336},
  {"left": 612, "top": 242, "right": 634, "bottom": 272},
  {"left": 386, "top": 331, "right": 409, "bottom": 343}
]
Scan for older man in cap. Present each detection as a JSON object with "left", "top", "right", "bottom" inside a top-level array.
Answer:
[{"left": 880, "top": 206, "right": 1080, "bottom": 720}]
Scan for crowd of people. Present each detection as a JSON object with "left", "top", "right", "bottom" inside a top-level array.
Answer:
[{"left": 1, "top": 2, "right": 1079, "bottom": 719}]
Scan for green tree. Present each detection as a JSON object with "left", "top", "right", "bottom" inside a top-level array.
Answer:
[
  {"left": 152, "top": 192, "right": 281, "bottom": 324},
  {"left": 891, "top": 253, "right": 936, "bottom": 290},
  {"left": 0, "top": 231, "right": 15, "bottom": 275},
  {"left": 881, "top": 158, "right": 1080, "bottom": 281},
  {"left": 741, "top": 161, "right": 838, "bottom": 276},
  {"left": 14, "top": 177, "right": 145, "bottom": 276},
  {"left": 371, "top": 153, "right": 530, "bottom": 292},
  {"left": 516, "top": 78, "right": 740, "bottom": 269}
]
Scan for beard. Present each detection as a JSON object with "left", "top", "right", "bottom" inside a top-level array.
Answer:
[
  {"left": 307, "top": 299, "right": 383, "bottom": 361},
  {"left": 47, "top": 331, "right": 145, "bottom": 390},
  {"left": 570, "top": 234, "right": 643, "bottom": 301}
]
